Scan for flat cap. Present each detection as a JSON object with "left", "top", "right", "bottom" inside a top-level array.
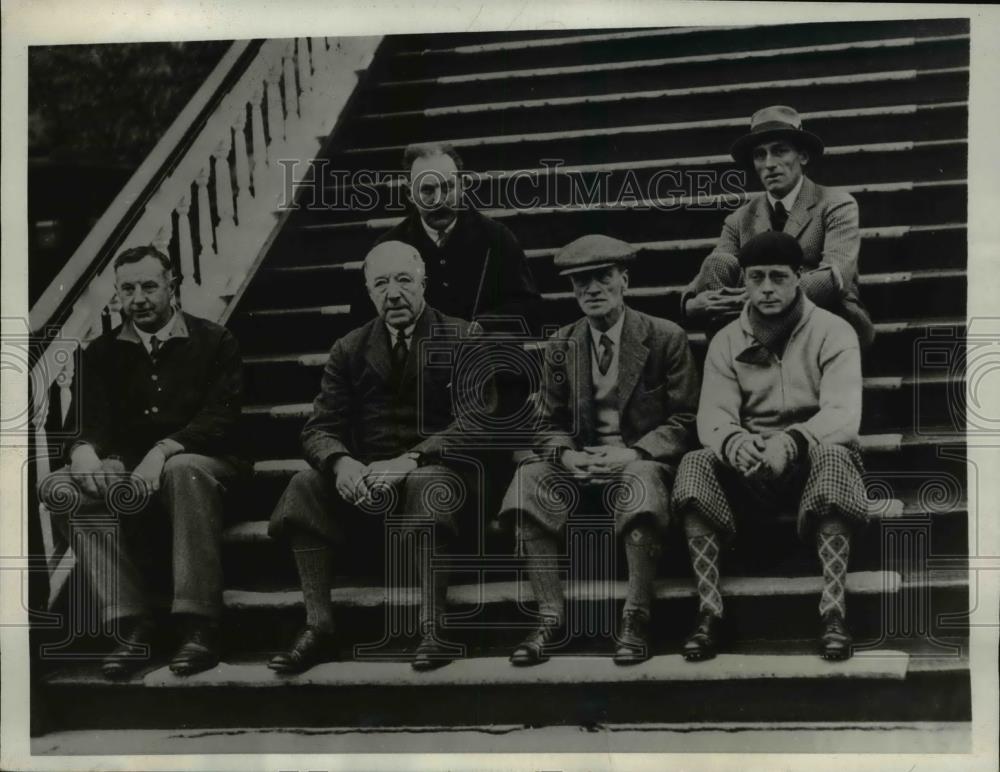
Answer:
[
  {"left": 554, "top": 234, "right": 636, "bottom": 276},
  {"left": 738, "top": 230, "right": 803, "bottom": 269}
]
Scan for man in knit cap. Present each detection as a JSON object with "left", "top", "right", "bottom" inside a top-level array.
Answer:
[{"left": 673, "top": 230, "right": 869, "bottom": 662}]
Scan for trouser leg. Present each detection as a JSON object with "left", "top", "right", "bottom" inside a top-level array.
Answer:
[
  {"left": 39, "top": 468, "right": 150, "bottom": 623},
  {"left": 160, "top": 454, "right": 239, "bottom": 620}
]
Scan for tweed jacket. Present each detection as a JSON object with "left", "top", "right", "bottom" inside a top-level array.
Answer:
[
  {"left": 684, "top": 177, "right": 873, "bottom": 347},
  {"left": 301, "top": 305, "right": 485, "bottom": 471},
  {"left": 376, "top": 209, "right": 542, "bottom": 335},
  {"left": 698, "top": 296, "right": 863, "bottom": 461},
  {"left": 71, "top": 311, "right": 243, "bottom": 466},
  {"left": 535, "top": 306, "right": 700, "bottom": 465}
]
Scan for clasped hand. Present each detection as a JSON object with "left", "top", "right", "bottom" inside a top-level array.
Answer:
[
  {"left": 687, "top": 287, "right": 746, "bottom": 323},
  {"left": 560, "top": 446, "right": 640, "bottom": 483},
  {"left": 733, "top": 433, "right": 797, "bottom": 480},
  {"left": 333, "top": 454, "right": 419, "bottom": 505}
]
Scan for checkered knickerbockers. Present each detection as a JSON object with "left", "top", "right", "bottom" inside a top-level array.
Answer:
[{"left": 672, "top": 443, "right": 868, "bottom": 542}]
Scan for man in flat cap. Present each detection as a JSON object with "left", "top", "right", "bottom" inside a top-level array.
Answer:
[
  {"left": 673, "top": 231, "right": 868, "bottom": 662},
  {"left": 499, "top": 235, "right": 699, "bottom": 665},
  {"left": 681, "top": 105, "right": 874, "bottom": 349},
  {"left": 267, "top": 240, "right": 489, "bottom": 674}
]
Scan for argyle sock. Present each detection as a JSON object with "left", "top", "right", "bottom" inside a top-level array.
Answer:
[
  {"left": 290, "top": 529, "right": 334, "bottom": 633},
  {"left": 817, "top": 524, "right": 851, "bottom": 619},
  {"left": 623, "top": 524, "right": 660, "bottom": 619},
  {"left": 520, "top": 518, "right": 565, "bottom": 625},
  {"left": 686, "top": 531, "right": 724, "bottom": 619}
]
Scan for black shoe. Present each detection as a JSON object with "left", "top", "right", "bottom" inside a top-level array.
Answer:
[
  {"left": 683, "top": 610, "right": 722, "bottom": 662},
  {"left": 613, "top": 610, "right": 651, "bottom": 665},
  {"left": 102, "top": 618, "right": 156, "bottom": 680},
  {"left": 820, "top": 610, "right": 853, "bottom": 661},
  {"left": 268, "top": 626, "right": 337, "bottom": 674},
  {"left": 411, "top": 631, "right": 456, "bottom": 672},
  {"left": 169, "top": 618, "right": 221, "bottom": 676},
  {"left": 509, "top": 619, "right": 565, "bottom": 666}
]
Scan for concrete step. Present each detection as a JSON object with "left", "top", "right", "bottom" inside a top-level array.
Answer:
[
  {"left": 361, "top": 34, "right": 968, "bottom": 114},
  {"left": 280, "top": 178, "right": 967, "bottom": 273},
  {"left": 307, "top": 138, "right": 968, "bottom": 228},
  {"left": 348, "top": 68, "right": 968, "bottom": 148},
  {"left": 38, "top": 643, "right": 969, "bottom": 729},
  {"left": 380, "top": 19, "right": 969, "bottom": 80},
  {"left": 230, "top": 265, "right": 966, "bottom": 355}
]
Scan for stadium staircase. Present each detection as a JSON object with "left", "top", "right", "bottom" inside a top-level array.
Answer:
[{"left": 36, "top": 20, "right": 971, "bottom": 737}]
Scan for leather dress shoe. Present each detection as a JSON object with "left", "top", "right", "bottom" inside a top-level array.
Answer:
[
  {"left": 268, "top": 626, "right": 337, "bottom": 674},
  {"left": 819, "top": 610, "right": 853, "bottom": 661},
  {"left": 509, "top": 619, "right": 565, "bottom": 666},
  {"left": 613, "top": 610, "right": 651, "bottom": 665},
  {"left": 682, "top": 610, "right": 722, "bottom": 662},
  {"left": 411, "top": 631, "right": 456, "bottom": 672},
  {"left": 102, "top": 618, "right": 156, "bottom": 680},
  {"left": 169, "top": 618, "right": 221, "bottom": 676}
]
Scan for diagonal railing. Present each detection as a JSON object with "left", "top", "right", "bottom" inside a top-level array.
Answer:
[{"left": 29, "top": 35, "right": 382, "bottom": 567}]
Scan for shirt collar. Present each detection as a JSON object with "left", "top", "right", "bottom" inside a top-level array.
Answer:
[
  {"left": 766, "top": 174, "right": 805, "bottom": 212},
  {"left": 420, "top": 214, "right": 457, "bottom": 244},
  {"left": 118, "top": 309, "right": 188, "bottom": 350},
  {"left": 384, "top": 304, "right": 425, "bottom": 344},
  {"left": 588, "top": 309, "right": 626, "bottom": 350}
]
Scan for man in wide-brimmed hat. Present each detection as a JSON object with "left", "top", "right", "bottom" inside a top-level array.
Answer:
[{"left": 681, "top": 105, "right": 874, "bottom": 349}]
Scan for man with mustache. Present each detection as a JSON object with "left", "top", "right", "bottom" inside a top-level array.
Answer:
[
  {"left": 499, "top": 235, "right": 699, "bottom": 666},
  {"left": 37, "top": 245, "right": 247, "bottom": 679},
  {"left": 376, "top": 142, "right": 541, "bottom": 335},
  {"left": 268, "top": 240, "right": 487, "bottom": 674},
  {"left": 681, "top": 105, "right": 874, "bottom": 349}
]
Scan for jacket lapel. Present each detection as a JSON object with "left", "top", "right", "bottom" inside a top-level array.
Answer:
[
  {"left": 616, "top": 307, "right": 650, "bottom": 411},
  {"left": 363, "top": 318, "right": 394, "bottom": 385},
  {"left": 752, "top": 193, "right": 772, "bottom": 235},
  {"left": 398, "top": 305, "right": 432, "bottom": 388},
  {"left": 784, "top": 177, "right": 817, "bottom": 238},
  {"left": 568, "top": 319, "right": 595, "bottom": 441}
]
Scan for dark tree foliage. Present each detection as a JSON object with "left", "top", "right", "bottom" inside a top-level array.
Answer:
[{"left": 29, "top": 41, "right": 231, "bottom": 165}]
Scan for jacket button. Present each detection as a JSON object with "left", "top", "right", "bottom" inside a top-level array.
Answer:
[
  {"left": 442, "top": 281, "right": 450, "bottom": 288},
  {"left": 151, "top": 407, "right": 159, "bottom": 413},
  {"left": 151, "top": 374, "right": 158, "bottom": 381},
  {"left": 144, "top": 409, "right": 150, "bottom": 415}
]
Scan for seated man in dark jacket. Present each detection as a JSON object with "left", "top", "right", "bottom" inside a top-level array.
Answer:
[
  {"left": 38, "top": 246, "right": 246, "bottom": 679},
  {"left": 268, "top": 240, "right": 489, "bottom": 674}
]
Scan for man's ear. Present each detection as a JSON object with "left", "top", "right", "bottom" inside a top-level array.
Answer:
[
  {"left": 798, "top": 149, "right": 810, "bottom": 168},
  {"left": 621, "top": 268, "right": 630, "bottom": 289}
]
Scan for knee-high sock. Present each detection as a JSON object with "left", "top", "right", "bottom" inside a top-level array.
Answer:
[
  {"left": 520, "top": 517, "right": 564, "bottom": 624},
  {"left": 817, "top": 518, "right": 851, "bottom": 618},
  {"left": 685, "top": 514, "right": 724, "bottom": 619},
  {"left": 290, "top": 528, "right": 334, "bottom": 633},
  {"left": 414, "top": 532, "right": 449, "bottom": 633},
  {"left": 623, "top": 523, "right": 660, "bottom": 619}
]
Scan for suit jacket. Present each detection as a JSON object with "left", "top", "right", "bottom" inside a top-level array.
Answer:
[
  {"left": 535, "top": 307, "right": 699, "bottom": 464},
  {"left": 684, "top": 177, "right": 874, "bottom": 347},
  {"left": 72, "top": 311, "right": 243, "bottom": 467},
  {"left": 301, "top": 305, "right": 483, "bottom": 470},
  {"left": 376, "top": 209, "right": 542, "bottom": 335}
]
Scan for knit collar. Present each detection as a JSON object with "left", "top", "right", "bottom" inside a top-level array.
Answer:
[
  {"left": 738, "top": 290, "right": 810, "bottom": 361},
  {"left": 117, "top": 309, "right": 189, "bottom": 347}
]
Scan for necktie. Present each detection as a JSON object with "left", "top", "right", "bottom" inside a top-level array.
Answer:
[
  {"left": 597, "top": 334, "right": 614, "bottom": 376},
  {"left": 436, "top": 228, "right": 449, "bottom": 247},
  {"left": 770, "top": 200, "right": 789, "bottom": 232},
  {"left": 149, "top": 335, "right": 161, "bottom": 358},
  {"left": 391, "top": 329, "right": 409, "bottom": 378}
]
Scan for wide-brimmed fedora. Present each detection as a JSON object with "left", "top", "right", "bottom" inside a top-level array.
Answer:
[{"left": 730, "top": 105, "right": 825, "bottom": 166}]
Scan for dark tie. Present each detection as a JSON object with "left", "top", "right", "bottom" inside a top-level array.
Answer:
[
  {"left": 597, "top": 334, "right": 614, "bottom": 376},
  {"left": 149, "top": 335, "right": 161, "bottom": 358},
  {"left": 391, "top": 329, "right": 409, "bottom": 378},
  {"left": 770, "top": 200, "right": 789, "bottom": 232},
  {"left": 435, "top": 228, "right": 449, "bottom": 247}
]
